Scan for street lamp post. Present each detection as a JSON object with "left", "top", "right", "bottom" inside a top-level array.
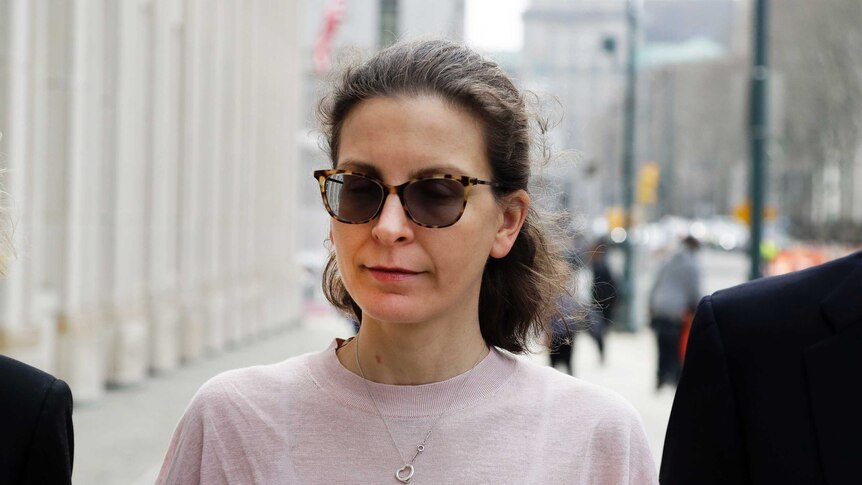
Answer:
[
  {"left": 749, "top": 0, "right": 769, "bottom": 280},
  {"left": 618, "top": 0, "right": 639, "bottom": 331}
]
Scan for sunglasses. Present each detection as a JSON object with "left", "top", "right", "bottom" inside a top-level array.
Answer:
[{"left": 313, "top": 169, "right": 509, "bottom": 228}]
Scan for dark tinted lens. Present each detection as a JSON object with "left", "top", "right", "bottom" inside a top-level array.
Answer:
[
  {"left": 403, "top": 178, "right": 465, "bottom": 226},
  {"left": 325, "top": 173, "right": 383, "bottom": 222}
]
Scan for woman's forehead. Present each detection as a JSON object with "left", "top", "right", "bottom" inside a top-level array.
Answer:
[{"left": 336, "top": 96, "right": 491, "bottom": 180}]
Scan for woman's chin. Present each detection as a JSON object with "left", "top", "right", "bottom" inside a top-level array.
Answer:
[{"left": 357, "top": 299, "right": 431, "bottom": 326}]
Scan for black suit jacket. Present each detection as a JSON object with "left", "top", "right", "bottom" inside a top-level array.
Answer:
[
  {"left": 0, "top": 355, "right": 74, "bottom": 485},
  {"left": 660, "top": 250, "right": 862, "bottom": 484}
]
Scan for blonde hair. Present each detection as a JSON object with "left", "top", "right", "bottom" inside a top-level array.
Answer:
[{"left": 0, "top": 137, "right": 11, "bottom": 275}]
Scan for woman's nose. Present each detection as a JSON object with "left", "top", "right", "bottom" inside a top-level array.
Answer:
[{"left": 371, "top": 193, "right": 414, "bottom": 244}]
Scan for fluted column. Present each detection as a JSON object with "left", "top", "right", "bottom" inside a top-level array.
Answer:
[
  {"left": 279, "top": 0, "right": 303, "bottom": 330},
  {"left": 255, "top": 6, "right": 278, "bottom": 331},
  {"left": 107, "top": 0, "right": 153, "bottom": 386},
  {"left": 237, "top": 0, "right": 261, "bottom": 339},
  {"left": 0, "top": 0, "right": 35, "bottom": 364},
  {"left": 177, "top": 0, "right": 206, "bottom": 362},
  {"left": 222, "top": 0, "right": 242, "bottom": 345},
  {"left": 24, "top": 0, "right": 58, "bottom": 373},
  {"left": 57, "top": 0, "right": 107, "bottom": 401},
  {"left": 201, "top": 0, "right": 226, "bottom": 353},
  {"left": 147, "top": 0, "right": 184, "bottom": 373}
]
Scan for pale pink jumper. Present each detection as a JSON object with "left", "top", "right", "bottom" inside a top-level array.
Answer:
[{"left": 157, "top": 340, "right": 658, "bottom": 484}]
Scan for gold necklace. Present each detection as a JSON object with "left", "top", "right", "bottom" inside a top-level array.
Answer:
[{"left": 354, "top": 336, "right": 487, "bottom": 483}]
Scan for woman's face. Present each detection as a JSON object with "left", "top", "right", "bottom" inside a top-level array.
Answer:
[{"left": 330, "top": 95, "right": 524, "bottom": 326}]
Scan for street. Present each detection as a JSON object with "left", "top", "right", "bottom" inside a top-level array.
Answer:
[{"left": 72, "top": 249, "right": 748, "bottom": 484}]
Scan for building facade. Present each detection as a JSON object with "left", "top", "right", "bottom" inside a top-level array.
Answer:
[
  {"left": 0, "top": 0, "right": 304, "bottom": 402},
  {"left": 521, "top": 0, "right": 628, "bottom": 217}
]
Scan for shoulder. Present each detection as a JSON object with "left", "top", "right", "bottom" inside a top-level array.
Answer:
[
  {"left": 0, "top": 356, "right": 73, "bottom": 481},
  {"left": 510, "top": 356, "right": 644, "bottom": 429},
  {"left": 506, "top": 357, "right": 656, "bottom": 480},
  {"left": 0, "top": 355, "right": 71, "bottom": 412},
  {"left": 0, "top": 355, "right": 58, "bottom": 389},
  {"left": 165, "top": 352, "right": 316, "bottom": 452},
  {"left": 691, "top": 251, "right": 862, "bottom": 364},
  {"left": 190, "top": 351, "right": 314, "bottom": 414},
  {"left": 714, "top": 251, "right": 860, "bottom": 306},
  {"left": 708, "top": 251, "right": 861, "bottom": 328}
]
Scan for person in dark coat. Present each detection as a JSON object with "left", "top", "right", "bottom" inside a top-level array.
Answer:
[
  {"left": 548, "top": 294, "right": 581, "bottom": 375},
  {"left": 590, "top": 240, "right": 618, "bottom": 363},
  {"left": 660, "top": 250, "right": 862, "bottom": 485},
  {"left": 0, "top": 355, "right": 74, "bottom": 485}
]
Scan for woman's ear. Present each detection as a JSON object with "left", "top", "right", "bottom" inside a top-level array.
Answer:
[{"left": 490, "top": 190, "right": 529, "bottom": 259}]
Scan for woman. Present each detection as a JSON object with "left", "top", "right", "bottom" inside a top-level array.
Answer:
[{"left": 157, "top": 39, "right": 657, "bottom": 484}]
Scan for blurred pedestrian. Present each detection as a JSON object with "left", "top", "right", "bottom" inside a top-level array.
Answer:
[
  {"left": 649, "top": 235, "right": 701, "bottom": 389},
  {"left": 0, "top": 166, "right": 75, "bottom": 484},
  {"left": 590, "top": 238, "right": 618, "bottom": 363},
  {"left": 661, "top": 250, "right": 862, "bottom": 485},
  {"left": 548, "top": 294, "right": 580, "bottom": 375},
  {"left": 157, "top": 39, "right": 657, "bottom": 484}
]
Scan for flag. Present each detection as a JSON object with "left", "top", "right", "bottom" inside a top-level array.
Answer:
[{"left": 313, "top": 0, "right": 346, "bottom": 76}]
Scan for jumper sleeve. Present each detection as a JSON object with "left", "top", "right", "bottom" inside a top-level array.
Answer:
[
  {"left": 659, "top": 296, "right": 750, "bottom": 484},
  {"left": 619, "top": 402, "right": 659, "bottom": 485},
  {"left": 155, "top": 386, "right": 209, "bottom": 485},
  {"left": 582, "top": 388, "right": 659, "bottom": 484},
  {"left": 628, "top": 412, "right": 659, "bottom": 485}
]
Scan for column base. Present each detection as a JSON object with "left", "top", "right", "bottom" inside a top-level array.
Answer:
[
  {"left": 57, "top": 309, "right": 106, "bottom": 403},
  {"left": 149, "top": 295, "right": 180, "bottom": 374},
  {"left": 178, "top": 296, "right": 204, "bottom": 362},
  {"left": 105, "top": 304, "right": 149, "bottom": 387}
]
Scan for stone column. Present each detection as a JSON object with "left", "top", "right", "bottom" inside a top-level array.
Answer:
[
  {"left": 238, "top": 0, "right": 261, "bottom": 339},
  {"left": 147, "top": 0, "right": 184, "bottom": 373},
  {"left": 25, "top": 1, "right": 59, "bottom": 373},
  {"left": 177, "top": 0, "right": 206, "bottom": 362},
  {"left": 106, "top": 0, "right": 153, "bottom": 386},
  {"left": 278, "top": 0, "right": 304, "bottom": 331},
  {"left": 0, "top": 0, "right": 36, "bottom": 365},
  {"left": 202, "top": 0, "right": 226, "bottom": 353},
  {"left": 58, "top": 0, "right": 108, "bottom": 402},
  {"left": 222, "top": 0, "right": 242, "bottom": 345}
]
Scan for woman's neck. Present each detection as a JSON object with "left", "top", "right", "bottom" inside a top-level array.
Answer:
[{"left": 337, "top": 317, "right": 488, "bottom": 385}]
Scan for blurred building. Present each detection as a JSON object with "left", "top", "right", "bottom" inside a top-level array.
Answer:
[
  {"left": 770, "top": 0, "right": 862, "bottom": 243},
  {"left": 521, "top": 0, "right": 628, "bottom": 217},
  {"left": 639, "top": 0, "right": 862, "bottom": 243},
  {"left": 0, "top": 0, "right": 304, "bottom": 402},
  {"left": 637, "top": 0, "right": 749, "bottom": 220},
  {"left": 520, "top": 0, "right": 750, "bottom": 225}
]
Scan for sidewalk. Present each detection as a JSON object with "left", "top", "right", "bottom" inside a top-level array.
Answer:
[{"left": 73, "top": 310, "right": 673, "bottom": 485}]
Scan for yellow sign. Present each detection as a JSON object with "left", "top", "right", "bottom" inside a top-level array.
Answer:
[
  {"left": 733, "top": 201, "right": 777, "bottom": 225},
  {"left": 607, "top": 206, "right": 625, "bottom": 229},
  {"left": 637, "top": 162, "right": 660, "bottom": 205}
]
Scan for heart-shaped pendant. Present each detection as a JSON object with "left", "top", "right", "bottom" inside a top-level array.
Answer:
[{"left": 395, "top": 464, "right": 414, "bottom": 483}]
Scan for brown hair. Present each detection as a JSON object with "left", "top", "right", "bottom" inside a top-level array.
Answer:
[{"left": 317, "top": 39, "right": 571, "bottom": 353}]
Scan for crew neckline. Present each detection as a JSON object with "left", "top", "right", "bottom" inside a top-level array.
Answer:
[{"left": 306, "top": 338, "right": 518, "bottom": 419}]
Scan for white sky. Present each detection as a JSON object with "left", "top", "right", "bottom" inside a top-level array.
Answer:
[{"left": 465, "top": 0, "right": 530, "bottom": 52}]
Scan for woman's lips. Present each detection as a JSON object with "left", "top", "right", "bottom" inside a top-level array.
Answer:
[{"left": 366, "top": 266, "right": 421, "bottom": 282}]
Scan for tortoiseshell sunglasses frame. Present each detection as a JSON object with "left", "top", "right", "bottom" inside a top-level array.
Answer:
[{"left": 313, "top": 169, "right": 509, "bottom": 228}]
